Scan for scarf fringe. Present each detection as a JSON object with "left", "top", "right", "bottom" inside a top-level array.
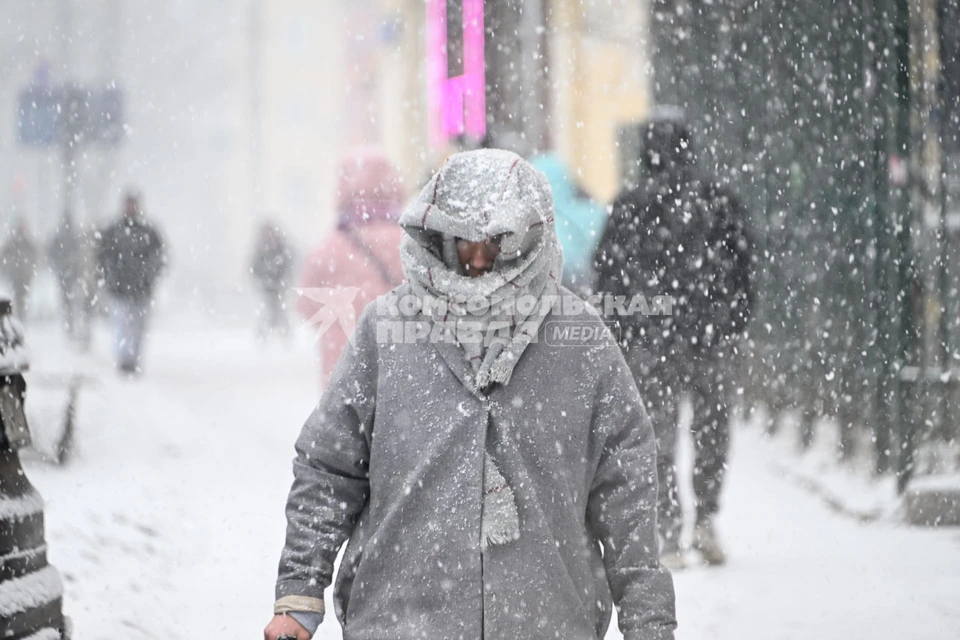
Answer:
[
  {"left": 482, "top": 452, "right": 521, "bottom": 550},
  {"left": 396, "top": 151, "right": 568, "bottom": 551}
]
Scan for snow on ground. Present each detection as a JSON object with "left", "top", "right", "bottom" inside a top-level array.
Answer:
[
  {"left": 23, "top": 316, "right": 317, "bottom": 639},
  {"left": 755, "top": 410, "right": 903, "bottom": 522},
  {"left": 671, "top": 429, "right": 960, "bottom": 639},
  {"left": 18, "top": 316, "right": 960, "bottom": 639}
]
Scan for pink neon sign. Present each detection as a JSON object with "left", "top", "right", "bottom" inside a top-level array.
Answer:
[{"left": 427, "top": 0, "right": 486, "bottom": 147}]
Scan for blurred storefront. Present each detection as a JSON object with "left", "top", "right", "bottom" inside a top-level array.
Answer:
[
  {"left": 259, "top": 0, "right": 344, "bottom": 236},
  {"left": 376, "top": 0, "right": 654, "bottom": 202}
]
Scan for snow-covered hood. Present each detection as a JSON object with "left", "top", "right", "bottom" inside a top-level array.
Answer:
[
  {"left": 335, "top": 148, "right": 405, "bottom": 230},
  {"left": 397, "top": 149, "right": 564, "bottom": 388},
  {"left": 398, "top": 148, "right": 563, "bottom": 296}
]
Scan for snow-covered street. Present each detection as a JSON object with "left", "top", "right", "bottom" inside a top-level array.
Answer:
[
  {"left": 4, "top": 1, "right": 959, "bottom": 638},
  {"left": 22, "top": 318, "right": 960, "bottom": 639}
]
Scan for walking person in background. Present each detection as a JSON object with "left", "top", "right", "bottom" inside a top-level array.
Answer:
[
  {"left": 73, "top": 220, "right": 99, "bottom": 349},
  {"left": 97, "top": 190, "right": 166, "bottom": 375},
  {"left": 529, "top": 153, "right": 607, "bottom": 295},
  {"left": 47, "top": 208, "right": 83, "bottom": 339},
  {"left": 296, "top": 148, "right": 405, "bottom": 392},
  {"left": 250, "top": 220, "right": 294, "bottom": 341},
  {"left": 596, "top": 111, "right": 754, "bottom": 568},
  {"left": 0, "top": 217, "right": 39, "bottom": 320},
  {"left": 264, "top": 149, "right": 676, "bottom": 640}
]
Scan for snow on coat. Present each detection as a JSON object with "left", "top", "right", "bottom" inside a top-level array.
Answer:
[
  {"left": 277, "top": 148, "right": 676, "bottom": 638},
  {"left": 96, "top": 217, "right": 166, "bottom": 301},
  {"left": 398, "top": 149, "right": 564, "bottom": 389},
  {"left": 596, "top": 118, "right": 753, "bottom": 354},
  {"left": 276, "top": 294, "right": 676, "bottom": 639},
  {"left": 399, "top": 149, "right": 568, "bottom": 550}
]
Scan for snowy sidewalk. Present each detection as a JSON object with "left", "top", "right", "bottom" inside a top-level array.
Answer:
[
  {"left": 670, "top": 427, "right": 960, "bottom": 639},
  {"left": 21, "top": 320, "right": 960, "bottom": 639}
]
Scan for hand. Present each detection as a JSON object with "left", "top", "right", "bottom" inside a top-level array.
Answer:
[{"left": 263, "top": 614, "right": 310, "bottom": 640}]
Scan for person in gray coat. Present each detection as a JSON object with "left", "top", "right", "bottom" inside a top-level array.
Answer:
[{"left": 264, "top": 150, "right": 676, "bottom": 640}]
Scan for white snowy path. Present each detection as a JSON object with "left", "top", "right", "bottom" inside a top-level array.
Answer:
[{"left": 21, "top": 320, "right": 960, "bottom": 639}]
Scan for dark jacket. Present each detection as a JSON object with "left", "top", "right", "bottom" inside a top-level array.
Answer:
[
  {"left": 251, "top": 234, "right": 293, "bottom": 294},
  {"left": 97, "top": 217, "right": 165, "bottom": 301},
  {"left": 48, "top": 219, "right": 81, "bottom": 285},
  {"left": 596, "top": 118, "right": 753, "bottom": 354},
  {"left": 0, "top": 228, "right": 38, "bottom": 289}
]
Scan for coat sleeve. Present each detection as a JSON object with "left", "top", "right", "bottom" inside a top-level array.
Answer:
[
  {"left": 274, "top": 307, "right": 378, "bottom": 614},
  {"left": 594, "top": 193, "right": 632, "bottom": 299},
  {"left": 586, "top": 349, "right": 677, "bottom": 640},
  {"left": 149, "top": 226, "right": 167, "bottom": 276}
]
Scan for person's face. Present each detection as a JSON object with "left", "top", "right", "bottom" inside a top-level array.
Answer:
[
  {"left": 456, "top": 237, "right": 501, "bottom": 278},
  {"left": 124, "top": 197, "right": 140, "bottom": 218}
]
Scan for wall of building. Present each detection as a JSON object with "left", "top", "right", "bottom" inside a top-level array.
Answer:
[
  {"left": 0, "top": 1, "right": 255, "bottom": 310},
  {"left": 550, "top": 0, "right": 652, "bottom": 203},
  {"left": 260, "top": 0, "right": 343, "bottom": 240},
  {"left": 377, "top": 0, "right": 653, "bottom": 204},
  {"left": 379, "top": 0, "right": 432, "bottom": 192}
]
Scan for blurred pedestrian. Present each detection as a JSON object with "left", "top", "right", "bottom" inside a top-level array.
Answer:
[
  {"left": 264, "top": 149, "right": 676, "bottom": 640},
  {"left": 97, "top": 190, "right": 166, "bottom": 374},
  {"left": 529, "top": 153, "right": 607, "bottom": 295},
  {"left": 296, "top": 148, "right": 405, "bottom": 392},
  {"left": 0, "top": 218, "right": 39, "bottom": 320},
  {"left": 596, "top": 111, "right": 754, "bottom": 568},
  {"left": 250, "top": 220, "right": 294, "bottom": 341},
  {"left": 47, "top": 208, "right": 85, "bottom": 340},
  {"left": 74, "top": 220, "right": 99, "bottom": 348}
]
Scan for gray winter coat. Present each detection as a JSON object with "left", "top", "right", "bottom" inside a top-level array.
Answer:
[{"left": 276, "top": 283, "right": 676, "bottom": 640}]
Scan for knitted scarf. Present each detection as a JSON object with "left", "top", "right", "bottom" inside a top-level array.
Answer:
[{"left": 398, "top": 149, "right": 564, "bottom": 550}]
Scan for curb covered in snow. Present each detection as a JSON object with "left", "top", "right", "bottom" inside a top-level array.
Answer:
[
  {"left": 754, "top": 412, "right": 960, "bottom": 527},
  {"left": 745, "top": 413, "right": 904, "bottom": 523},
  {"left": 904, "top": 475, "right": 960, "bottom": 526}
]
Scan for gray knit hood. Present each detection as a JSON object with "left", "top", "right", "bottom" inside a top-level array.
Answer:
[
  {"left": 399, "top": 149, "right": 564, "bottom": 390},
  {"left": 399, "top": 149, "right": 566, "bottom": 550}
]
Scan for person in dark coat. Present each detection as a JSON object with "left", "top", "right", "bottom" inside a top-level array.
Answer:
[
  {"left": 48, "top": 208, "right": 84, "bottom": 339},
  {"left": 250, "top": 220, "right": 294, "bottom": 340},
  {"left": 0, "top": 218, "right": 39, "bottom": 320},
  {"left": 97, "top": 190, "right": 166, "bottom": 374},
  {"left": 596, "top": 111, "right": 753, "bottom": 568}
]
